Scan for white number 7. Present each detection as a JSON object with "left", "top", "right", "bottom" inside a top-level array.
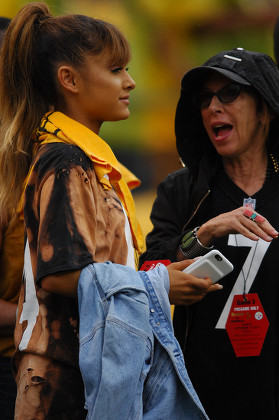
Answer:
[{"left": 215, "top": 234, "right": 270, "bottom": 329}]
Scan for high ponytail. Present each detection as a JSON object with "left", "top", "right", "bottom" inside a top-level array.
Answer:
[
  {"left": 0, "top": 2, "right": 131, "bottom": 221},
  {"left": 0, "top": 2, "right": 52, "bottom": 221}
]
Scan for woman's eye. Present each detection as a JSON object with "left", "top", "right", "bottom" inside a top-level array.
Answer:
[{"left": 111, "top": 67, "right": 123, "bottom": 73}]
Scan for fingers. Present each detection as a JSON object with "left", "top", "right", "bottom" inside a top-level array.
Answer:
[
  {"left": 237, "top": 219, "right": 271, "bottom": 242},
  {"left": 207, "top": 282, "right": 223, "bottom": 293},
  {"left": 241, "top": 206, "right": 278, "bottom": 241},
  {"left": 168, "top": 267, "right": 223, "bottom": 306},
  {"left": 243, "top": 208, "right": 265, "bottom": 223},
  {"left": 200, "top": 207, "right": 278, "bottom": 243}
]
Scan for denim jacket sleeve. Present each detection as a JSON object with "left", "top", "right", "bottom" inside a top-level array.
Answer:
[{"left": 78, "top": 262, "right": 209, "bottom": 420}]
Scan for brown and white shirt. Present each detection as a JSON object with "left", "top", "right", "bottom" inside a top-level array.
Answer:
[{"left": 14, "top": 143, "right": 136, "bottom": 419}]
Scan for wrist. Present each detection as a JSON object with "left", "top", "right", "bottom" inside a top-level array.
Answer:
[
  {"left": 196, "top": 224, "right": 215, "bottom": 247},
  {"left": 180, "top": 227, "right": 213, "bottom": 258}
]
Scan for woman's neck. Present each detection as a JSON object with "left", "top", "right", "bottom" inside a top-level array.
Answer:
[{"left": 222, "top": 150, "right": 268, "bottom": 196}]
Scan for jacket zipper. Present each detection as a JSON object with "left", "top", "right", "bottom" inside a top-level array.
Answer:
[{"left": 181, "top": 189, "right": 211, "bottom": 233}]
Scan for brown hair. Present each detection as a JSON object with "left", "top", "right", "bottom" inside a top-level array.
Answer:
[{"left": 0, "top": 2, "right": 131, "bottom": 221}]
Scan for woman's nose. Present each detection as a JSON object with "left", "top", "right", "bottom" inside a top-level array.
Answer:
[
  {"left": 208, "top": 94, "right": 223, "bottom": 112},
  {"left": 125, "top": 73, "right": 136, "bottom": 90}
]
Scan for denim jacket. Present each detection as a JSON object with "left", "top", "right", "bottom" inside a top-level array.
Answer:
[{"left": 78, "top": 262, "right": 209, "bottom": 420}]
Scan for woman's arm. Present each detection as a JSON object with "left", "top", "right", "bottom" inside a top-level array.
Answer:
[
  {"left": 176, "top": 206, "right": 278, "bottom": 261},
  {"left": 41, "top": 269, "right": 81, "bottom": 298},
  {"left": 0, "top": 299, "right": 17, "bottom": 335}
]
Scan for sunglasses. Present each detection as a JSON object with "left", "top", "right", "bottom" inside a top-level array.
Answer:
[{"left": 195, "top": 84, "right": 242, "bottom": 109}]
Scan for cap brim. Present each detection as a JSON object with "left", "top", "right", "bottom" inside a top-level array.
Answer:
[{"left": 181, "top": 66, "right": 251, "bottom": 91}]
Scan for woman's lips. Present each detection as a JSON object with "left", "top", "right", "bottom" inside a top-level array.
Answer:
[
  {"left": 212, "top": 124, "right": 233, "bottom": 141},
  {"left": 119, "top": 96, "right": 130, "bottom": 104}
]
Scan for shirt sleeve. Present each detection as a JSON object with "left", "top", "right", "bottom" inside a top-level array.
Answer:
[{"left": 26, "top": 144, "right": 98, "bottom": 284}]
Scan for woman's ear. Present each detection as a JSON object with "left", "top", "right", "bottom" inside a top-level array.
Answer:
[
  {"left": 57, "top": 65, "right": 79, "bottom": 93},
  {"left": 258, "top": 100, "right": 273, "bottom": 138}
]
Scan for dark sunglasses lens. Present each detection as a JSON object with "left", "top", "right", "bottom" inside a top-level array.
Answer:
[
  {"left": 198, "top": 92, "right": 214, "bottom": 108},
  {"left": 196, "top": 84, "right": 241, "bottom": 109},
  {"left": 218, "top": 84, "right": 241, "bottom": 103}
]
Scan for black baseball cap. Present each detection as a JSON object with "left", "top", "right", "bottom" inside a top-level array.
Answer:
[{"left": 181, "top": 47, "right": 279, "bottom": 115}]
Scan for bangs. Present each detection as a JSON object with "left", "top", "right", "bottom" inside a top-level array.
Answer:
[
  {"left": 102, "top": 22, "right": 131, "bottom": 67},
  {"left": 105, "top": 40, "right": 131, "bottom": 67}
]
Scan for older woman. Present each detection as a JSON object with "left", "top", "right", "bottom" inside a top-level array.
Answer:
[{"left": 140, "top": 48, "right": 279, "bottom": 420}]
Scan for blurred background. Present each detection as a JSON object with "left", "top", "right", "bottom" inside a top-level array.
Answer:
[{"left": 1, "top": 0, "right": 279, "bottom": 246}]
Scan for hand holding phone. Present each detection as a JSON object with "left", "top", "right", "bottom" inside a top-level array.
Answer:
[{"left": 183, "top": 250, "right": 233, "bottom": 283}]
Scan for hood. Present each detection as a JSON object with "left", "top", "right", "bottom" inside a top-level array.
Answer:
[{"left": 175, "top": 47, "right": 279, "bottom": 173}]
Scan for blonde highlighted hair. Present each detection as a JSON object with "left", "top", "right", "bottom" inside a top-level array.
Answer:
[{"left": 0, "top": 2, "right": 131, "bottom": 221}]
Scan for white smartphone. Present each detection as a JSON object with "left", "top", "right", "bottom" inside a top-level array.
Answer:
[{"left": 183, "top": 250, "right": 234, "bottom": 283}]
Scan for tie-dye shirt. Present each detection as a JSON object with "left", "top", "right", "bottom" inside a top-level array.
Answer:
[{"left": 13, "top": 143, "right": 135, "bottom": 419}]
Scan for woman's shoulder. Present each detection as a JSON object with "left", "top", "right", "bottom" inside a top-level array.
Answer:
[
  {"left": 158, "top": 167, "right": 193, "bottom": 192},
  {"left": 33, "top": 143, "right": 93, "bottom": 174}
]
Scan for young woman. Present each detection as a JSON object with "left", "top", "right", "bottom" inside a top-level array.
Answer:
[{"left": 0, "top": 3, "right": 220, "bottom": 419}]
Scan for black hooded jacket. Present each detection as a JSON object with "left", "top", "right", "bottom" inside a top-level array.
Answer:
[{"left": 140, "top": 48, "right": 279, "bottom": 420}]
